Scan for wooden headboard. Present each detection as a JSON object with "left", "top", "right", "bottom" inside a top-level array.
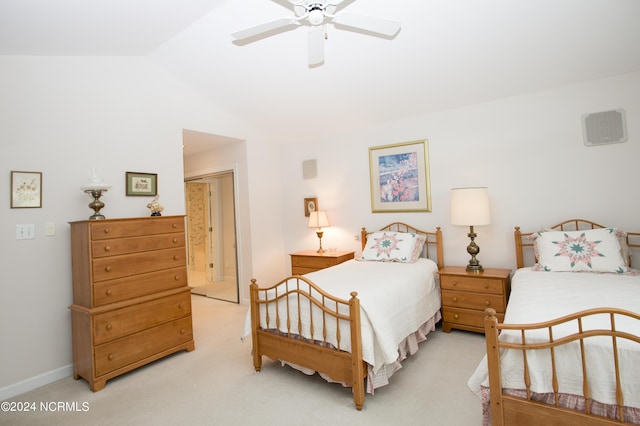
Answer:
[
  {"left": 514, "top": 218, "right": 640, "bottom": 269},
  {"left": 360, "top": 222, "right": 444, "bottom": 269}
]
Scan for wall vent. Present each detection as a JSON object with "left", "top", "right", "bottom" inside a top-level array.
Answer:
[{"left": 582, "top": 109, "right": 627, "bottom": 146}]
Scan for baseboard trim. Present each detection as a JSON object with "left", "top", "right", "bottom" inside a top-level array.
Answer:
[{"left": 0, "top": 364, "right": 73, "bottom": 401}]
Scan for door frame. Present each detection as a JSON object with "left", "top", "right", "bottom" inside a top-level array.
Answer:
[{"left": 185, "top": 163, "right": 241, "bottom": 303}]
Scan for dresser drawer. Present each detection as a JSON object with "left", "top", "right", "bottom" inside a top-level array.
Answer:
[
  {"left": 93, "top": 291, "right": 191, "bottom": 345},
  {"left": 440, "top": 275, "right": 504, "bottom": 294},
  {"left": 92, "top": 247, "right": 186, "bottom": 282},
  {"left": 90, "top": 217, "right": 185, "bottom": 240},
  {"left": 291, "top": 256, "right": 340, "bottom": 270},
  {"left": 93, "top": 267, "right": 186, "bottom": 306},
  {"left": 94, "top": 316, "right": 193, "bottom": 377},
  {"left": 91, "top": 233, "right": 185, "bottom": 258},
  {"left": 442, "top": 307, "right": 504, "bottom": 330},
  {"left": 441, "top": 290, "right": 506, "bottom": 312}
]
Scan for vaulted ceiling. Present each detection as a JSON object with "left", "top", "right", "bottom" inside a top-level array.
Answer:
[{"left": 3, "top": 0, "right": 640, "bottom": 150}]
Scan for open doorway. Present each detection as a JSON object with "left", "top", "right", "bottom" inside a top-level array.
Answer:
[{"left": 185, "top": 171, "right": 238, "bottom": 303}]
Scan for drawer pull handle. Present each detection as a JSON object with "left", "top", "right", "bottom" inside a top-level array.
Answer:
[
  {"left": 104, "top": 245, "right": 111, "bottom": 252},
  {"left": 105, "top": 289, "right": 112, "bottom": 296},
  {"left": 173, "top": 238, "right": 178, "bottom": 243},
  {"left": 105, "top": 266, "right": 112, "bottom": 272},
  {"left": 485, "top": 300, "right": 490, "bottom": 306},
  {"left": 173, "top": 255, "right": 179, "bottom": 261},
  {"left": 175, "top": 275, "right": 180, "bottom": 281},
  {"left": 452, "top": 297, "right": 458, "bottom": 302},
  {"left": 179, "top": 303, "right": 184, "bottom": 309},
  {"left": 180, "top": 328, "right": 186, "bottom": 335},
  {"left": 484, "top": 284, "right": 489, "bottom": 289},
  {"left": 103, "top": 229, "right": 110, "bottom": 234},
  {"left": 452, "top": 280, "right": 457, "bottom": 286},
  {"left": 107, "top": 354, "right": 114, "bottom": 361},
  {"left": 453, "top": 314, "right": 459, "bottom": 320},
  {"left": 106, "top": 323, "right": 113, "bottom": 331},
  {"left": 172, "top": 223, "right": 177, "bottom": 228}
]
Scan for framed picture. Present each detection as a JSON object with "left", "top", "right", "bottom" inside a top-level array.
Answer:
[
  {"left": 369, "top": 139, "right": 431, "bottom": 213},
  {"left": 11, "top": 171, "right": 42, "bottom": 208},
  {"left": 304, "top": 197, "right": 318, "bottom": 217},
  {"left": 126, "top": 172, "right": 157, "bottom": 196}
]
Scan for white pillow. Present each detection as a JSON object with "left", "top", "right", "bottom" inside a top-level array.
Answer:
[
  {"left": 532, "top": 228, "right": 628, "bottom": 273},
  {"left": 360, "top": 232, "right": 426, "bottom": 263}
]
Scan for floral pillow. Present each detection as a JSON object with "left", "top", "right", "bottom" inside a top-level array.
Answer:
[
  {"left": 360, "top": 232, "right": 426, "bottom": 263},
  {"left": 531, "top": 228, "right": 632, "bottom": 273}
]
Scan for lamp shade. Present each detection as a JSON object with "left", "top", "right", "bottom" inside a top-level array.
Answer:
[
  {"left": 308, "top": 210, "right": 330, "bottom": 228},
  {"left": 450, "top": 187, "right": 491, "bottom": 226}
]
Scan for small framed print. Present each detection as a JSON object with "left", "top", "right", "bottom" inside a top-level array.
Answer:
[
  {"left": 126, "top": 172, "right": 157, "bottom": 196},
  {"left": 304, "top": 197, "right": 318, "bottom": 217},
  {"left": 11, "top": 171, "right": 42, "bottom": 208}
]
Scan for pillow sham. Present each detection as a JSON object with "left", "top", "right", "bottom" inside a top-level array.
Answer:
[
  {"left": 360, "top": 232, "right": 426, "bottom": 263},
  {"left": 531, "top": 228, "right": 629, "bottom": 273}
]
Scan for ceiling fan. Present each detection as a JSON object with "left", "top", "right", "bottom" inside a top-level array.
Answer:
[{"left": 231, "top": 0, "right": 401, "bottom": 66}]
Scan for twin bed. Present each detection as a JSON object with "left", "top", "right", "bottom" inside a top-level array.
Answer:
[
  {"left": 469, "top": 219, "right": 640, "bottom": 425},
  {"left": 243, "top": 222, "right": 443, "bottom": 410}
]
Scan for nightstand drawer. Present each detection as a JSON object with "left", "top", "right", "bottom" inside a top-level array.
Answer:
[
  {"left": 291, "top": 256, "right": 340, "bottom": 270},
  {"left": 441, "top": 290, "right": 505, "bottom": 312},
  {"left": 443, "top": 307, "right": 505, "bottom": 330},
  {"left": 290, "top": 250, "right": 355, "bottom": 275},
  {"left": 440, "top": 275, "right": 504, "bottom": 294}
]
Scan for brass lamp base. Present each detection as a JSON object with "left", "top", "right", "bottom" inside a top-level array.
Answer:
[
  {"left": 465, "top": 226, "right": 483, "bottom": 272},
  {"left": 316, "top": 230, "right": 325, "bottom": 253},
  {"left": 85, "top": 189, "right": 107, "bottom": 220}
]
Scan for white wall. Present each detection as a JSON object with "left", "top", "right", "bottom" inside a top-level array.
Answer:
[
  {"left": 0, "top": 55, "right": 260, "bottom": 398},
  {"left": 278, "top": 71, "right": 640, "bottom": 271}
]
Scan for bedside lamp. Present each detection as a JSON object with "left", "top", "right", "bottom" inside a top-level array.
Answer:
[
  {"left": 80, "top": 167, "right": 112, "bottom": 220},
  {"left": 308, "top": 210, "right": 330, "bottom": 253},
  {"left": 451, "top": 187, "right": 491, "bottom": 272}
]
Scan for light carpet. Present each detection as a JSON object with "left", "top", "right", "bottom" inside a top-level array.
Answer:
[{"left": 2, "top": 295, "right": 487, "bottom": 425}]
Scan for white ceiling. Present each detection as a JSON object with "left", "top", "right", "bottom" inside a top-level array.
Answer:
[{"left": 3, "top": 0, "right": 640, "bottom": 152}]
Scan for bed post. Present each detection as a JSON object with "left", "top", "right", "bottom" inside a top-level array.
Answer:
[
  {"left": 349, "top": 291, "right": 365, "bottom": 410},
  {"left": 514, "top": 226, "right": 524, "bottom": 270},
  {"left": 360, "top": 227, "right": 367, "bottom": 251},
  {"left": 484, "top": 308, "right": 504, "bottom": 426},
  {"left": 435, "top": 227, "right": 444, "bottom": 269},
  {"left": 249, "top": 279, "right": 262, "bottom": 372}
]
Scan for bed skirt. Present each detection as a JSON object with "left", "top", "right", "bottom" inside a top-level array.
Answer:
[
  {"left": 479, "top": 385, "right": 640, "bottom": 425},
  {"left": 281, "top": 310, "right": 442, "bottom": 394}
]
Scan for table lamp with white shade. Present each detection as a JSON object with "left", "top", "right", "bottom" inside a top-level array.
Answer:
[
  {"left": 308, "top": 210, "right": 330, "bottom": 253},
  {"left": 450, "top": 187, "right": 491, "bottom": 272}
]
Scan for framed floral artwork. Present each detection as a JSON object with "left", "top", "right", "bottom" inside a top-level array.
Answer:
[
  {"left": 11, "top": 171, "right": 42, "bottom": 208},
  {"left": 369, "top": 139, "right": 431, "bottom": 213}
]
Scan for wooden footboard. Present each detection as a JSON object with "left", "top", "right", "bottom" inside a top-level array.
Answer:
[
  {"left": 484, "top": 307, "right": 640, "bottom": 426},
  {"left": 249, "top": 276, "right": 367, "bottom": 410}
]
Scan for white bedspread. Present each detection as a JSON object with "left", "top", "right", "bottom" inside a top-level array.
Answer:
[
  {"left": 242, "top": 258, "right": 441, "bottom": 373},
  {"left": 468, "top": 268, "right": 640, "bottom": 407}
]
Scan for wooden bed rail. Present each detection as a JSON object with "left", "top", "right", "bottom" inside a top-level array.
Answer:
[
  {"left": 249, "top": 276, "right": 366, "bottom": 410},
  {"left": 484, "top": 307, "right": 640, "bottom": 426}
]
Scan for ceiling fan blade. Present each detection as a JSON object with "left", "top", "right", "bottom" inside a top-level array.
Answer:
[
  {"left": 308, "top": 25, "right": 325, "bottom": 66},
  {"left": 332, "top": 13, "right": 400, "bottom": 37},
  {"left": 231, "top": 18, "right": 300, "bottom": 41}
]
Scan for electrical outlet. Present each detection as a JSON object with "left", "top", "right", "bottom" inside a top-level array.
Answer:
[
  {"left": 45, "top": 222, "right": 56, "bottom": 236},
  {"left": 354, "top": 234, "right": 360, "bottom": 241},
  {"left": 16, "top": 224, "right": 35, "bottom": 240}
]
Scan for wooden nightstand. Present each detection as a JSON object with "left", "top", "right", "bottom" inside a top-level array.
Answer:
[
  {"left": 438, "top": 266, "right": 511, "bottom": 334},
  {"left": 290, "top": 250, "right": 355, "bottom": 275}
]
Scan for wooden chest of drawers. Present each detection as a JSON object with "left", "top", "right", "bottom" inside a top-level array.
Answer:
[
  {"left": 290, "top": 250, "right": 355, "bottom": 275},
  {"left": 69, "top": 216, "right": 195, "bottom": 391},
  {"left": 438, "top": 266, "right": 511, "bottom": 334}
]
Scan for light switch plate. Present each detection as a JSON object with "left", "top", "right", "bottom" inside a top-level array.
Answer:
[
  {"left": 16, "top": 224, "right": 35, "bottom": 240},
  {"left": 45, "top": 222, "right": 56, "bottom": 236}
]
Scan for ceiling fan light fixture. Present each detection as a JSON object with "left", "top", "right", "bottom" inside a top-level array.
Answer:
[{"left": 308, "top": 9, "right": 325, "bottom": 26}]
